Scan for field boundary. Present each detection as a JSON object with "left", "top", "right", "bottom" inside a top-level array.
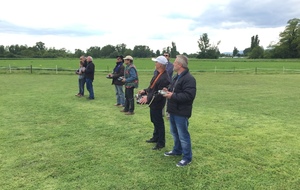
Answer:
[{"left": 1, "top": 65, "right": 300, "bottom": 75}]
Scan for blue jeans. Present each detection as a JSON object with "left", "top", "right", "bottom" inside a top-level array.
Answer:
[
  {"left": 115, "top": 85, "right": 124, "bottom": 105},
  {"left": 79, "top": 78, "right": 85, "bottom": 95},
  {"left": 86, "top": 78, "right": 94, "bottom": 99},
  {"left": 169, "top": 114, "right": 192, "bottom": 162}
]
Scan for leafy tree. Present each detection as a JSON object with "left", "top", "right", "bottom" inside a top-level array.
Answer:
[
  {"left": 115, "top": 43, "right": 127, "bottom": 56},
  {"left": 197, "top": 33, "right": 220, "bottom": 59},
  {"left": 0, "top": 45, "right": 6, "bottom": 57},
  {"left": 74, "top": 49, "right": 86, "bottom": 58},
  {"left": 86, "top": 46, "right": 101, "bottom": 58},
  {"left": 132, "top": 45, "right": 152, "bottom": 58},
  {"left": 155, "top": 50, "right": 160, "bottom": 56},
  {"left": 251, "top": 35, "right": 260, "bottom": 50},
  {"left": 123, "top": 49, "right": 133, "bottom": 57},
  {"left": 249, "top": 46, "right": 264, "bottom": 59},
  {"left": 243, "top": 47, "right": 251, "bottom": 56},
  {"left": 277, "top": 18, "right": 300, "bottom": 58},
  {"left": 100, "top": 45, "right": 115, "bottom": 58},
  {"left": 233, "top": 47, "right": 239, "bottom": 57},
  {"left": 170, "top": 42, "right": 177, "bottom": 58},
  {"left": 35, "top": 41, "right": 46, "bottom": 51}
]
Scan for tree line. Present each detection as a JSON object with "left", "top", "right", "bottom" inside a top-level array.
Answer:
[{"left": 0, "top": 18, "right": 299, "bottom": 59}]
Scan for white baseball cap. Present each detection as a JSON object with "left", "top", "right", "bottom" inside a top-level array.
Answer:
[{"left": 151, "top": 56, "right": 168, "bottom": 65}]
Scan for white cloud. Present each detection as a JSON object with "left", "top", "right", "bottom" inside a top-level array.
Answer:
[{"left": 0, "top": 0, "right": 298, "bottom": 54}]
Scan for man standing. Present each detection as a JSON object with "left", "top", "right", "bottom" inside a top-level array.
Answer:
[
  {"left": 163, "top": 52, "right": 174, "bottom": 80},
  {"left": 162, "top": 52, "right": 174, "bottom": 118},
  {"left": 120, "top": 55, "right": 138, "bottom": 115},
  {"left": 138, "top": 56, "right": 170, "bottom": 150},
  {"left": 75, "top": 56, "right": 87, "bottom": 97},
  {"left": 163, "top": 55, "right": 196, "bottom": 167},
  {"left": 85, "top": 56, "right": 95, "bottom": 100},
  {"left": 108, "top": 55, "right": 125, "bottom": 107}
]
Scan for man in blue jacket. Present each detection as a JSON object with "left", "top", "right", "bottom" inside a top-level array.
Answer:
[{"left": 163, "top": 55, "right": 196, "bottom": 167}]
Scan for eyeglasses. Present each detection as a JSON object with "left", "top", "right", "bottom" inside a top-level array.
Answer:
[{"left": 163, "top": 55, "right": 169, "bottom": 57}]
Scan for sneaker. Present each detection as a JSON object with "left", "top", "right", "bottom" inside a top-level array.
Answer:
[
  {"left": 75, "top": 93, "right": 81, "bottom": 96},
  {"left": 176, "top": 160, "right": 191, "bottom": 167},
  {"left": 164, "top": 151, "right": 181, "bottom": 156},
  {"left": 114, "top": 104, "right": 121, "bottom": 106}
]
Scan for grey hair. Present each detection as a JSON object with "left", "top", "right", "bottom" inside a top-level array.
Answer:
[
  {"left": 87, "top": 56, "right": 93, "bottom": 61},
  {"left": 176, "top": 55, "right": 188, "bottom": 68}
]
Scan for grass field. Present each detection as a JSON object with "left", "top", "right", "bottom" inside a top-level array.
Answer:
[
  {"left": 0, "top": 59, "right": 300, "bottom": 189},
  {"left": 1, "top": 58, "right": 300, "bottom": 74}
]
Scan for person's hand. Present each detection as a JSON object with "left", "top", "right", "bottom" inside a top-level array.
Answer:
[
  {"left": 163, "top": 91, "right": 173, "bottom": 99},
  {"left": 139, "top": 96, "right": 147, "bottom": 104},
  {"left": 138, "top": 89, "right": 145, "bottom": 94}
]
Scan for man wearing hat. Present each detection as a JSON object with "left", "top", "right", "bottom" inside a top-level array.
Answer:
[
  {"left": 108, "top": 55, "right": 125, "bottom": 107},
  {"left": 138, "top": 55, "right": 170, "bottom": 150},
  {"left": 120, "top": 55, "right": 138, "bottom": 115}
]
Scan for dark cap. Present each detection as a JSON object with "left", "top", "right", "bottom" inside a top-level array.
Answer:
[{"left": 116, "top": 55, "right": 124, "bottom": 59}]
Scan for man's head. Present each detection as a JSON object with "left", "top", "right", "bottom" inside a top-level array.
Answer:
[
  {"left": 80, "top": 56, "right": 86, "bottom": 63},
  {"left": 173, "top": 55, "right": 188, "bottom": 74},
  {"left": 151, "top": 55, "right": 167, "bottom": 71},
  {"left": 123, "top": 55, "right": 133, "bottom": 64},
  {"left": 87, "top": 56, "right": 93, "bottom": 62},
  {"left": 116, "top": 55, "right": 124, "bottom": 63},
  {"left": 163, "top": 52, "right": 170, "bottom": 61}
]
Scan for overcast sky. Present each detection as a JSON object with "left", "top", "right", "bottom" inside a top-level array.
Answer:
[{"left": 0, "top": 0, "right": 299, "bottom": 54}]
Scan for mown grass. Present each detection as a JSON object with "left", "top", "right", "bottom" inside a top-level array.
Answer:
[
  {"left": 1, "top": 58, "right": 300, "bottom": 74},
  {"left": 0, "top": 67, "right": 300, "bottom": 189}
]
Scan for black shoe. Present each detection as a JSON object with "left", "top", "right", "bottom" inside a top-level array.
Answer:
[
  {"left": 146, "top": 138, "right": 158, "bottom": 143},
  {"left": 164, "top": 151, "right": 182, "bottom": 156},
  {"left": 152, "top": 144, "right": 165, "bottom": 150}
]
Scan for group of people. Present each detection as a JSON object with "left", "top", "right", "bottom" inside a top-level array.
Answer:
[
  {"left": 75, "top": 56, "right": 95, "bottom": 100},
  {"left": 75, "top": 53, "right": 197, "bottom": 167}
]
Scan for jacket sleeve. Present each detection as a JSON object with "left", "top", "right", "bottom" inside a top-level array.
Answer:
[{"left": 171, "top": 76, "right": 196, "bottom": 104}]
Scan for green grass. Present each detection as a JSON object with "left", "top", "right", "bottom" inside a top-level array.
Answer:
[
  {"left": 0, "top": 70, "right": 300, "bottom": 189},
  {"left": 1, "top": 58, "right": 300, "bottom": 74}
]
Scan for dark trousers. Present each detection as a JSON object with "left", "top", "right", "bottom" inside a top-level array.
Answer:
[
  {"left": 124, "top": 87, "right": 134, "bottom": 112},
  {"left": 150, "top": 108, "right": 165, "bottom": 146}
]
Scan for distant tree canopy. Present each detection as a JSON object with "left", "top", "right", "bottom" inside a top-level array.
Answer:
[
  {"left": 197, "top": 33, "right": 220, "bottom": 59},
  {"left": 0, "top": 18, "right": 299, "bottom": 59},
  {"left": 243, "top": 18, "right": 300, "bottom": 59}
]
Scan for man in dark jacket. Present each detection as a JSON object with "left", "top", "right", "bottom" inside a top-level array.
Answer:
[
  {"left": 163, "top": 55, "right": 196, "bottom": 167},
  {"left": 138, "top": 55, "right": 170, "bottom": 150},
  {"left": 108, "top": 55, "right": 125, "bottom": 106},
  {"left": 85, "top": 56, "right": 95, "bottom": 100}
]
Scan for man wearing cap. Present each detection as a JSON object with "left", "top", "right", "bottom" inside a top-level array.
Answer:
[
  {"left": 120, "top": 55, "right": 138, "bottom": 115},
  {"left": 138, "top": 55, "right": 170, "bottom": 150},
  {"left": 108, "top": 55, "right": 125, "bottom": 107},
  {"left": 163, "top": 54, "right": 196, "bottom": 167}
]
